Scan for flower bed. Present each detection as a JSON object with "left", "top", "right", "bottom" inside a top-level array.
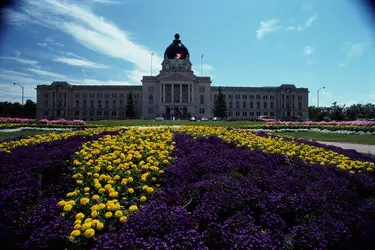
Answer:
[
  {"left": 250, "top": 128, "right": 375, "bottom": 135},
  {"left": 176, "top": 126, "right": 375, "bottom": 173},
  {"left": 2, "top": 126, "right": 375, "bottom": 249},
  {"left": 245, "top": 124, "right": 375, "bottom": 133},
  {"left": 0, "top": 129, "right": 123, "bottom": 249},
  {"left": 0, "top": 124, "right": 101, "bottom": 130},
  {"left": 0, "top": 117, "right": 85, "bottom": 125},
  {"left": 94, "top": 133, "right": 375, "bottom": 249},
  {"left": 59, "top": 128, "right": 174, "bottom": 245},
  {"left": 0, "top": 127, "right": 122, "bottom": 152},
  {"left": 268, "top": 121, "right": 375, "bottom": 126}
]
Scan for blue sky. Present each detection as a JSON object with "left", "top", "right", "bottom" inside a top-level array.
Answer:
[{"left": 0, "top": 0, "right": 375, "bottom": 107}]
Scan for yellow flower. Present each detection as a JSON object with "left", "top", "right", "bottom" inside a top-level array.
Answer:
[
  {"left": 81, "top": 222, "right": 92, "bottom": 231},
  {"left": 109, "top": 191, "right": 118, "bottom": 198},
  {"left": 58, "top": 200, "right": 66, "bottom": 207},
  {"left": 75, "top": 212, "right": 85, "bottom": 220},
  {"left": 128, "top": 188, "right": 134, "bottom": 194},
  {"left": 74, "top": 219, "right": 82, "bottom": 225},
  {"left": 70, "top": 230, "right": 81, "bottom": 238},
  {"left": 129, "top": 205, "right": 138, "bottom": 213},
  {"left": 91, "top": 210, "right": 99, "bottom": 218},
  {"left": 96, "top": 222, "right": 104, "bottom": 231},
  {"left": 140, "top": 196, "right": 147, "bottom": 202},
  {"left": 120, "top": 216, "right": 127, "bottom": 223},
  {"left": 92, "top": 195, "right": 100, "bottom": 201},
  {"left": 74, "top": 224, "right": 81, "bottom": 230},
  {"left": 114, "top": 210, "right": 123, "bottom": 217},
  {"left": 98, "top": 188, "right": 105, "bottom": 194},
  {"left": 84, "top": 218, "right": 92, "bottom": 223},
  {"left": 80, "top": 198, "right": 90, "bottom": 206},
  {"left": 142, "top": 185, "right": 149, "bottom": 191},
  {"left": 105, "top": 212, "right": 113, "bottom": 218},
  {"left": 127, "top": 177, "right": 134, "bottom": 183},
  {"left": 63, "top": 204, "right": 73, "bottom": 212},
  {"left": 146, "top": 187, "right": 154, "bottom": 194},
  {"left": 84, "top": 228, "right": 95, "bottom": 239},
  {"left": 84, "top": 187, "right": 90, "bottom": 192}
]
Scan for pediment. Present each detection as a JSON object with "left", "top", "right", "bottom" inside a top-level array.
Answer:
[{"left": 160, "top": 74, "right": 194, "bottom": 81}]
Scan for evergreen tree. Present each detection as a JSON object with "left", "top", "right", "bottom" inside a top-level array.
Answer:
[
  {"left": 126, "top": 91, "right": 136, "bottom": 119},
  {"left": 213, "top": 87, "right": 227, "bottom": 119}
]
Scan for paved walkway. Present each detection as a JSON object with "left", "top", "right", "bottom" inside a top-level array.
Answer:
[{"left": 317, "top": 141, "right": 375, "bottom": 155}]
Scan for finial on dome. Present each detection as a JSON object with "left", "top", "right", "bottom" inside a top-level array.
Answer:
[{"left": 174, "top": 33, "right": 180, "bottom": 40}]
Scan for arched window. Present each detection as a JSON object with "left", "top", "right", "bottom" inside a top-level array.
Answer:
[
  {"left": 264, "top": 102, "right": 267, "bottom": 109},
  {"left": 105, "top": 100, "right": 109, "bottom": 108},
  {"left": 90, "top": 100, "right": 94, "bottom": 108},
  {"left": 257, "top": 102, "right": 260, "bottom": 109},
  {"left": 83, "top": 100, "right": 87, "bottom": 108},
  {"left": 112, "top": 100, "right": 116, "bottom": 108},
  {"left": 76, "top": 100, "right": 79, "bottom": 108},
  {"left": 98, "top": 100, "right": 102, "bottom": 109},
  {"left": 250, "top": 102, "right": 253, "bottom": 109},
  {"left": 44, "top": 100, "right": 48, "bottom": 109},
  {"left": 270, "top": 102, "right": 274, "bottom": 109}
]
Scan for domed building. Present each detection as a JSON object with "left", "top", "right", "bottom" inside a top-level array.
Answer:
[{"left": 36, "top": 33, "right": 309, "bottom": 121}]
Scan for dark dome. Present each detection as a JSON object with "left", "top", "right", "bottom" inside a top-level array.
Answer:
[{"left": 164, "top": 33, "right": 190, "bottom": 59}]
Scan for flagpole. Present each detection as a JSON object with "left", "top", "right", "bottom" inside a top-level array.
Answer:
[
  {"left": 151, "top": 52, "right": 153, "bottom": 76},
  {"left": 201, "top": 53, "right": 203, "bottom": 76}
]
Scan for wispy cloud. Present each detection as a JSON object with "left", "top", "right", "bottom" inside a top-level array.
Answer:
[
  {"left": 287, "top": 15, "right": 317, "bottom": 32},
  {"left": 304, "top": 46, "right": 314, "bottom": 56},
  {"left": 0, "top": 56, "right": 39, "bottom": 65},
  {"left": 348, "top": 43, "right": 364, "bottom": 57},
  {"left": 9, "top": 0, "right": 162, "bottom": 84},
  {"left": 256, "top": 19, "right": 281, "bottom": 39},
  {"left": 27, "top": 68, "right": 67, "bottom": 79},
  {"left": 192, "top": 64, "right": 214, "bottom": 76},
  {"left": 53, "top": 57, "right": 108, "bottom": 69},
  {"left": 338, "top": 62, "right": 347, "bottom": 67},
  {"left": 92, "top": 0, "right": 123, "bottom": 4},
  {"left": 37, "top": 37, "right": 64, "bottom": 47}
]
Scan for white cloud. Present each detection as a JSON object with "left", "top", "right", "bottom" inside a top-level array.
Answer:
[
  {"left": 338, "top": 62, "right": 347, "bottom": 67},
  {"left": 344, "top": 100, "right": 358, "bottom": 106},
  {"left": 27, "top": 68, "right": 67, "bottom": 79},
  {"left": 0, "top": 56, "right": 39, "bottom": 65},
  {"left": 92, "top": 0, "right": 123, "bottom": 4},
  {"left": 256, "top": 19, "right": 281, "bottom": 39},
  {"left": 12, "top": 0, "right": 162, "bottom": 84},
  {"left": 192, "top": 64, "right": 214, "bottom": 76},
  {"left": 304, "top": 46, "right": 314, "bottom": 56},
  {"left": 73, "top": 79, "right": 134, "bottom": 85},
  {"left": 45, "top": 37, "right": 64, "bottom": 47},
  {"left": 53, "top": 57, "right": 108, "bottom": 69},
  {"left": 369, "top": 94, "right": 375, "bottom": 98},
  {"left": 287, "top": 15, "right": 316, "bottom": 32},
  {"left": 305, "top": 15, "right": 316, "bottom": 27},
  {"left": 348, "top": 43, "right": 364, "bottom": 57}
]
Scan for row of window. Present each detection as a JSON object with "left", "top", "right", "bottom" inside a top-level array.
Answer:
[
  {"left": 43, "top": 110, "right": 127, "bottom": 117},
  {"left": 226, "top": 101, "right": 303, "bottom": 110},
  {"left": 222, "top": 94, "right": 277, "bottom": 100},
  {"left": 226, "top": 111, "right": 303, "bottom": 117},
  {"left": 44, "top": 93, "right": 141, "bottom": 99}
]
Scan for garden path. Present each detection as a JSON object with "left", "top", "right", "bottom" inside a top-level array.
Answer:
[{"left": 318, "top": 141, "right": 375, "bottom": 155}]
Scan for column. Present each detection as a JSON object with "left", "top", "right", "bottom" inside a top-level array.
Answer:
[
  {"left": 171, "top": 84, "right": 174, "bottom": 104},
  {"left": 180, "top": 84, "right": 182, "bottom": 103},
  {"left": 160, "top": 83, "right": 162, "bottom": 104},
  {"left": 163, "top": 84, "right": 166, "bottom": 103},
  {"left": 188, "top": 84, "right": 190, "bottom": 104},
  {"left": 192, "top": 84, "right": 194, "bottom": 104}
]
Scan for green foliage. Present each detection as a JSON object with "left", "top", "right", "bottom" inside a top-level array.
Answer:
[
  {"left": 0, "top": 99, "right": 36, "bottom": 118},
  {"left": 125, "top": 91, "right": 136, "bottom": 119},
  {"left": 212, "top": 87, "right": 227, "bottom": 119},
  {"left": 309, "top": 103, "right": 375, "bottom": 121}
]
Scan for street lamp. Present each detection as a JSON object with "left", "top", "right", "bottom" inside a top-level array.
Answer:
[
  {"left": 317, "top": 86, "right": 325, "bottom": 108},
  {"left": 13, "top": 82, "right": 24, "bottom": 117}
]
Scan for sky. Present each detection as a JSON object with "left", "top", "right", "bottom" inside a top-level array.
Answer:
[{"left": 0, "top": 0, "right": 375, "bottom": 107}]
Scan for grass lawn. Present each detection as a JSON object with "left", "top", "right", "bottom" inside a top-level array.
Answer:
[
  {"left": 0, "top": 130, "right": 64, "bottom": 140},
  {"left": 86, "top": 120, "right": 265, "bottom": 127},
  {"left": 276, "top": 132, "right": 375, "bottom": 145}
]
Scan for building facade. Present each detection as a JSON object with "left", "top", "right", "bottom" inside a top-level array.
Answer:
[{"left": 36, "top": 34, "right": 309, "bottom": 121}]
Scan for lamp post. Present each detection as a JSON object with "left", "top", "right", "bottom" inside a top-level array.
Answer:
[
  {"left": 13, "top": 82, "right": 24, "bottom": 117},
  {"left": 317, "top": 86, "right": 325, "bottom": 108}
]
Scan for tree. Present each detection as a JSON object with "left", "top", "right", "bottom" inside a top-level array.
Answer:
[
  {"left": 212, "top": 87, "right": 227, "bottom": 119},
  {"left": 125, "top": 91, "right": 136, "bottom": 119},
  {"left": 24, "top": 99, "right": 36, "bottom": 118}
]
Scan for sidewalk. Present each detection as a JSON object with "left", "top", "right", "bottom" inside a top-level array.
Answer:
[{"left": 317, "top": 141, "right": 375, "bottom": 155}]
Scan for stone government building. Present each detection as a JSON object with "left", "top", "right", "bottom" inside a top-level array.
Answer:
[{"left": 36, "top": 34, "right": 309, "bottom": 121}]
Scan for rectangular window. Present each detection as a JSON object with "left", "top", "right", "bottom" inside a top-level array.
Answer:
[
  {"left": 243, "top": 101, "right": 246, "bottom": 109},
  {"left": 264, "top": 102, "right": 267, "bottom": 109},
  {"left": 257, "top": 111, "right": 261, "bottom": 116},
  {"left": 149, "top": 95, "right": 153, "bottom": 105},
  {"left": 112, "top": 100, "right": 116, "bottom": 109},
  {"left": 112, "top": 111, "right": 117, "bottom": 116},
  {"left": 199, "top": 108, "right": 205, "bottom": 114},
  {"left": 235, "top": 94, "right": 240, "bottom": 100},
  {"left": 250, "top": 111, "right": 254, "bottom": 116},
  {"left": 229, "top": 102, "right": 233, "bottom": 109},
  {"left": 250, "top": 95, "right": 254, "bottom": 99},
  {"left": 242, "top": 94, "right": 247, "bottom": 100},
  {"left": 236, "top": 101, "right": 240, "bottom": 109},
  {"left": 200, "top": 95, "right": 204, "bottom": 105},
  {"left": 235, "top": 111, "right": 240, "bottom": 117},
  {"left": 270, "top": 112, "right": 275, "bottom": 116},
  {"left": 75, "top": 110, "right": 80, "bottom": 116},
  {"left": 44, "top": 110, "right": 48, "bottom": 116},
  {"left": 250, "top": 102, "right": 253, "bottom": 109},
  {"left": 148, "top": 107, "right": 154, "bottom": 114},
  {"left": 243, "top": 111, "right": 247, "bottom": 117},
  {"left": 263, "top": 111, "right": 268, "bottom": 116},
  {"left": 90, "top": 100, "right": 94, "bottom": 108}
]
